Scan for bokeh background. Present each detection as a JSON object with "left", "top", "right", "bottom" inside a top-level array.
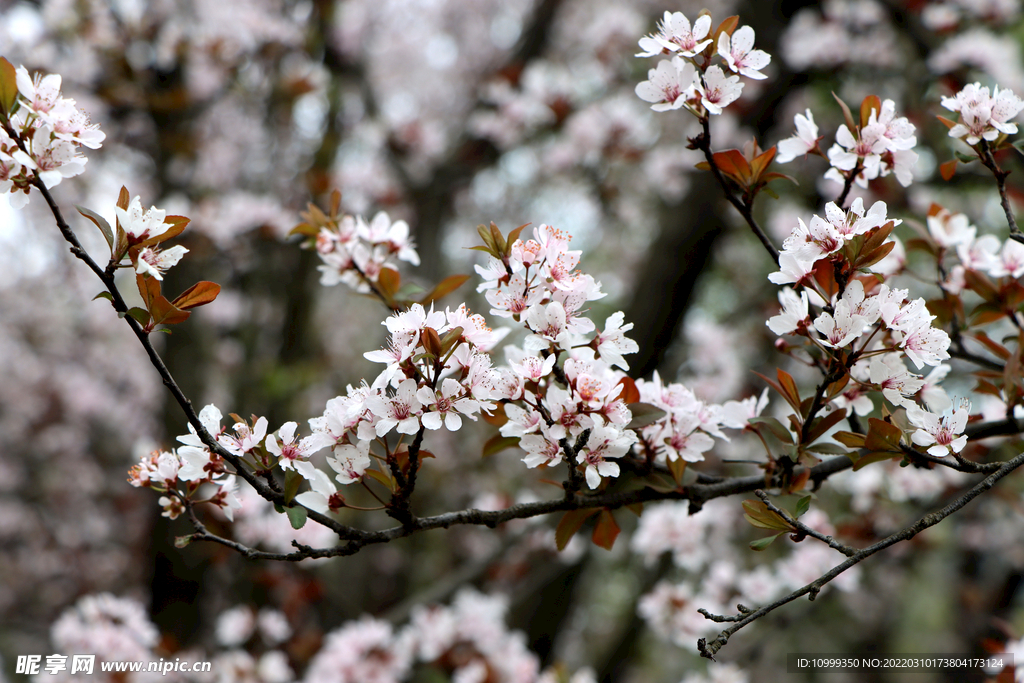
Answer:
[{"left": 3, "top": 0, "right": 1024, "bottom": 681}]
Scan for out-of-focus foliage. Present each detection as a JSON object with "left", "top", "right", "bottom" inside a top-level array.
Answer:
[{"left": 7, "top": 1, "right": 1024, "bottom": 682}]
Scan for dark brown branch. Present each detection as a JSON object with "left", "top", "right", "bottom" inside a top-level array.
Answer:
[
  {"left": 695, "top": 117, "right": 780, "bottom": 265},
  {"left": 900, "top": 444, "right": 1001, "bottom": 474},
  {"left": 755, "top": 490, "right": 858, "bottom": 556},
  {"left": 180, "top": 453, "right": 858, "bottom": 561},
  {"left": 978, "top": 139, "right": 1023, "bottom": 242},
  {"left": 28, "top": 174, "right": 371, "bottom": 543},
  {"left": 835, "top": 160, "right": 863, "bottom": 210}
]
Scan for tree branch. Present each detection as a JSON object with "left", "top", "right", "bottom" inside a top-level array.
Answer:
[
  {"left": 755, "top": 490, "right": 858, "bottom": 557},
  {"left": 698, "top": 445, "right": 1024, "bottom": 660},
  {"left": 28, "top": 174, "right": 372, "bottom": 543},
  {"left": 978, "top": 139, "right": 1023, "bottom": 242},
  {"left": 695, "top": 117, "right": 780, "bottom": 265}
]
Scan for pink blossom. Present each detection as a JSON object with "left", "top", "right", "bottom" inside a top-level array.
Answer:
[
  {"left": 718, "top": 25, "right": 771, "bottom": 80},
  {"left": 775, "top": 109, "right": 820, "bottom": 163},
  {"left": 636, "top": 11, "right": 713, "bottom": 58},
  {"left": 417, "top": 378, "right": 480, "bottom": 431},
  {"left": 635, "top": 57, "right": 697, "bottom": 113},
  {"left": 907, "top": 400, "right": 970, "bottom": 457},
  {"left": 695, "top": 65, "right": 743, "bottom": 115},
  {"left": 366, "top": 379, "right": 422, "bottom": 436}
]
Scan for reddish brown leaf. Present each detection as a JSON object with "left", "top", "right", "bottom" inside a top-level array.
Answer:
[
  {"left": 482, "top": 434, "right": 519, "bottom": 458},
  {"left": 329, "top": 188, "right": 342, "bottom": 218},
  {"left": 939, "top": 159, "right": 958, "bottom": 181},
  {"left": 419, "top": 274, "right": 470, "bottom": 305},
  {"left": 617, "top": 377, "right": 640, "bottom": 404},
  {"left": 377, "top": 267, "right": 400, "bottom": 299},
  {"left": 750, "top": 145, "right": 777, "bottom": 179},
  {"left": 713, "top": 149, "right": 752, "bottom": 184},
  {"left": 172, "top": 281, "right": 220, "bottom": 310},
  {"left": 777, "top": 368, "right": 802, "bottom": 413},
  {"left": 556, "top": 508, "right": 599, "bottom": 551},
  {"left": 591, "top": 509, "right": 621, "bottom": 550},
  {"left": 805, "top": 408, "right": 847, "bottom": 444},
  {"left": 864, "top": 417, "right": 903, "bottom": 453},
  {"left": 972, "top": 331, "right": 1012, "bottom": 360},
  {"left": 965, "top": 269, "right": 999, "bottom": 300},
  {"left": 505, "top": 223, "right": 530, "bottom": 252},
  {"left": 363, "top": 468, "right": 395, "bottom": 492},
  {"left": 860, "top": 94, "right": 882, "bottom": 128},
  {"left": 832, "top": 92, "right": 856, "bottom": 135},
  {"left": 834, "top": 431, "right": 866, "bottom": 449},
  {"left": 667, "top": 456, "right": 686, "bottom": 484}
]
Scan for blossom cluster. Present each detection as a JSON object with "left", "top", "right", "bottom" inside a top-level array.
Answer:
[
  {"left": 0, "top": 64, "right": 104, "bottom": 207},
  {"left": 927, "top": 206, "right": 1024, "bottom": 292},
  {"left": 941, "top": 81, "right": 1024, "bottom": 146},
  {"left": 768, "top": 197, "right": 897, "bottom": 286},
  {"left": 127, "top": 404, "right": 242, "bottom": 521},
  {"left": 634, "top": 11, "right": 770, "bottom": 117},
  {"left": 774, "top": 98, "right": 919, "bottom": 189},
  {"left": 765, "top": 196, "right": 970, "bottom": 456},
  {"left": 128, "top": 212, "right": 787, "bottom": 521},
  {"left": 311, "top": 208, "right": 420, "bottom": 292},
  {"left": 304, "top": 590, "right": 594, "bottom": 683}
]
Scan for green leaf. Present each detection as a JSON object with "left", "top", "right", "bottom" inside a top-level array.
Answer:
[
  {"left": 794, "top": 495, "right": 812, "bottom": 518},
  {"left": 364, "top": 468, "right": 395, "bottom": 492},
  {"left": 0, "top": 57, "right": 17, "bottom": 117},
  {"left": 286, "top": 505, "right": 307, "bottom": 530},
  {"left": 748, "top": 416, "right": 794, "bottom": 444},
  {"left": 834, "top": 431, "right": 866, "bottom": 449},
  {"left": 625, "top": 402, "right": 667, "bottom": 430},
  {"left": 92, "top": 291, "right": 114, "bottom": 302},
  {"left": 482, "top": 434, "right": 520, "bottom": 458},
  {"left": 76, "top": 205, "right": 115, "bottom": 253},
  {"left": 174, "top": 535, "right": 194, "bottom": 548},
  {"left": 283, "top": 469, "right": 302, "bottom": 504},
  {"left": 742, "top": 499, "right": 793, "bottom": 531},
  {"left": 750, "top": 532, "right": 786, "bottom": 551},
  {"left": 804, "top": 442, "right": 849, "bottom": 456},
  {"left": 555, "top": 508, "right": 599, "bottom": 551},
  {"left": 476, "top": 224, "right": 498, "bottom": 255},
  {"left": 126, "top": 307, "right": 151, "bottom": 326}
]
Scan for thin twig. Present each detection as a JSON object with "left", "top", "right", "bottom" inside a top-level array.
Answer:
[
  {"left": 978, "top": 139, "right": 1023, "bottom": 242},
  {"left": 28, "top": 174, "right": 369, "bottom": 542},
  {"left": 698, "top": 445, "right": 1024, "bottom": 660},
  {"left": 695, "top": 118, "right": 780, "bottom": 264},
  {"left": 754, "top": 490, "right": 858, "bottom": 557},
  {"left": 835, "top": 161, "right": 863, "bottom": 210}
]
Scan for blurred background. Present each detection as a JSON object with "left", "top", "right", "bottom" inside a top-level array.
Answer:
[{"left": 3, "top": 0, "right": 1024, "bottom": 681}]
